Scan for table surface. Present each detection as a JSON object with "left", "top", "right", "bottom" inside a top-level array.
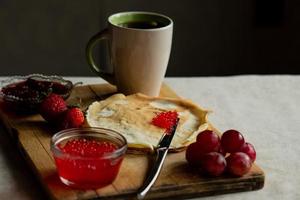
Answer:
[{"left": 0, "top": 75, "right": 299, "bottom": 200}]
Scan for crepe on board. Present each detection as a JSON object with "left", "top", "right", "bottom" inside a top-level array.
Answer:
[{"left": 86, "top": 93, "right": 209, "bottom": 153}]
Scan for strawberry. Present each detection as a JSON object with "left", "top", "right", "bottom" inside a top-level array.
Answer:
[
  {"left": 60, "top": 107, "right": 84, "bottom": 129},
  {"left": 39, "top": 94, "right": 67, "bottom": 122}
]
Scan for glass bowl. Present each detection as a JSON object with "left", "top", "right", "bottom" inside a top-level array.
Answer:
[
  {"left": 50, "top": 127, "right": 127, "bottom": 189},
  {"left": 0, "top": 74, "right": 73, "bottom": 113}
]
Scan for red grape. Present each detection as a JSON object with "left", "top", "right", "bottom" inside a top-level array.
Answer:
[
  {"left": 238, "top": 142, "right": 256, "bottom": 163},
  {"left": 185, "top": 142, "right": 202, "bottom": 167},
  {"left": 226, "top": 152, "right": 252, "bottom": 176},
  {"left": 221, "top": 129, "right": 245, "bottom": 153},
  {"left": 200, "top": 152, "right": 226, "bottom": 177},
  {"left": 196, "top": 130, "right": 220, "bottom": 153}
]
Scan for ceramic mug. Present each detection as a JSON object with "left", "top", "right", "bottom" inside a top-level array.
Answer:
[{"left": 86, "top": 11, "right": 173, "bottom": 96}]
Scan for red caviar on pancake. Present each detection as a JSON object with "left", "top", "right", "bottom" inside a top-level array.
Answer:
[{"left": 151, "top": 111, "right": 178, "bottom": 133}]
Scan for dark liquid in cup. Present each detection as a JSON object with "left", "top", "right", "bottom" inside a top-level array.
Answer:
[{"left": 118, "top": 21, "right": 165, "bottom": 29}]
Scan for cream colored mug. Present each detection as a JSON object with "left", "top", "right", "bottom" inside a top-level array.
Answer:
[{"left": 86, "top": 11, "right": 173, "bottom": 96}]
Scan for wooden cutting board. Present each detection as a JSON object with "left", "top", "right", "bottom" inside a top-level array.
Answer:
[{"left": 0, "top": 83, "right": 264, "bottom": 200}]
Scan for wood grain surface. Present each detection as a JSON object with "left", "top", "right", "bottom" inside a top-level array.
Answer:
[{"left": 0, "top": 83, "right": 264, "bottom": 200}]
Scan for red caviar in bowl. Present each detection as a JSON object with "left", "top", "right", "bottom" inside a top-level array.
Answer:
[
  {"left": 51, "top": 128, "right": 127, "bottom": 189},
  {"left": 59, "top": 139, "right": 117, "bottom": 157}
]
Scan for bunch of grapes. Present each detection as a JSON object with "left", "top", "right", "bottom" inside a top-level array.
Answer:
[{"left": 186, "top": 130, "right": 256, "bottom": 177}]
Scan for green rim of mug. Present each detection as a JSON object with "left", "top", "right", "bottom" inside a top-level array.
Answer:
[{"left": 108, "top": 11, "right": 172, "bottom": 30}]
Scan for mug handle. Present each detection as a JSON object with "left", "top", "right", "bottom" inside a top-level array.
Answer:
[{"left": 86, "top": 29, "right": 115, "bottom": 84}]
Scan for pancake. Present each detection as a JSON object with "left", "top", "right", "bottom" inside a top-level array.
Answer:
[{"left": 86, "top": 93, "right": 209, "bottom": 153}]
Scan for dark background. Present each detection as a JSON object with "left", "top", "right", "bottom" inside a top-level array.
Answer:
[{"left": 0, "top": 0, "right": 299, "bottom": 76}]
